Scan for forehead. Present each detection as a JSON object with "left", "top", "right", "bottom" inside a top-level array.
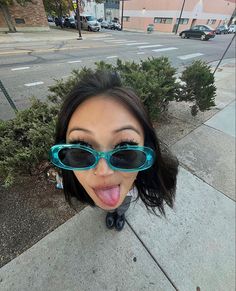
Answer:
[{"left": 67, "top": 95, "right": 143, "bottom": 133}]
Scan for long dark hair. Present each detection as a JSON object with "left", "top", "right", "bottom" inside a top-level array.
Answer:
[{"left": 54, "top": 71, "right": 178, "bottom": 215}]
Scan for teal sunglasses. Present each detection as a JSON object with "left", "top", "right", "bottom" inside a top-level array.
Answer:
[{"left": 50, "top": 144, "right": 155, "bottom": 172}]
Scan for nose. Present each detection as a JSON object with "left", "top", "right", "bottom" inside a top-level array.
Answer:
[{"left": 94, "top": 158, "right": 114, "bottom": 176}]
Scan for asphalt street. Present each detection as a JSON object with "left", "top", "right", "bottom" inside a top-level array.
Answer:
[{"left": 0, "top": 29, "right": 235, "bottom": 120}]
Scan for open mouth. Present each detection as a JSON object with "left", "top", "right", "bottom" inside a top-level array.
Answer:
[{"left": 93, "top": 185, "right": 120, "bottom": 207}]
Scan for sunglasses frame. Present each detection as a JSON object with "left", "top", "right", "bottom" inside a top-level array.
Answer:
[{"left": 50, "top": 144, "right": 155, "bottom": 172}]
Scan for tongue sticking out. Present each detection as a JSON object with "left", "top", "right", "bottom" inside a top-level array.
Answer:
[{"left": 94, "top": 186, "right": 120, "bottom": 207}]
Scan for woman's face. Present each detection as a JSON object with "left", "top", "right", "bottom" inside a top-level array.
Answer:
[{"left": 66, "top": 95, "right": 144, "bottom": 210}]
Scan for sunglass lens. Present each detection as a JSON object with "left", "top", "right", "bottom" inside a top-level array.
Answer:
[
  {"left": 111, "top": 149, "right": 146, "bottom": 169},
  {"left": 58, "top": 148, "right": 95, "bottom": 168}
]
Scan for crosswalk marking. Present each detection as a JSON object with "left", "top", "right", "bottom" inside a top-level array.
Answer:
[
  {"left": 106, "top": 55, "right": 118, "bottom": 59},
  {"left": 113, "top": 41, "right": 136, "bottom": 44},
  {"left": 104, "top": 39, "right": 127, "bottom": 42},
  {"left": 177, "top": 53, "right": 204, "bottom": 60},
  {"left": 138, "top": 44, "right": 163, "bottom": 49},
  {"left": 67, "top": 60, "right": 82, "bottom": 63},
  {"left": 126, "top": 42, "right": 149, "bottom": 46},
  {"left": 11, "top": 67, "right": 30, "bottom": 71},
  {"left": 91, "top": 37, "right": 115, "bottom": 41},
  {"left": 152, "top": 47, "right": 178, "bottom": 52},
  {"left": 24, "top": 81, "right": 44, "bottom": 87}
]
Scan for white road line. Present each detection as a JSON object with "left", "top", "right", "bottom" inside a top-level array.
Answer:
[
  {"left": 152, "top": 47, "right": 178, "bottom": 52},
  {"left": 138, "top": 44, "right": 163, "bottom": 49},
  {"left": 116, "top": 40, "right": 137, "bottom": 43},
  {"left": 112, "top": 41, "right": 127, "bottom": 44},
  {"left": 106, "top": 55, "right": 118, "bottom": 59},
  {"left": 91, "top": 38, "right": 115, "bottom": 40},
  {"left": 177, "top": 53, "right": 204, "bottom": 60},
  {"left": 104, "top": 39, "right": 127, "bottom": 42},
  {"left": 67, "top": 60, "right": 82, "bottom": 63},
  {"left": 126, "top": 42, "right": 149, "bottom": 46},
  {"left": 137, "top": 52, "right": 146, "bottom": 55},
  {"left": 24, "top": 81, "right": 44, "bottom": 87},
  {"left": 11, "top": 67, "right": 30, "bottom": 71}
]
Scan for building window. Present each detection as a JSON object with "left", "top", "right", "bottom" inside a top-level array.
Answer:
[
  {"left": 154, "top": 17, "right": 173, "bottom": 24},
  {"left": 123, "top": 16, "right": 130, "bottom": 22},
  {"left": 207, "top": 19, "right": 216, "bottom": 25},
  {"left": 176, "top": 18, "right": 189, "bottom": 25},
  {"left": 15, "top": 18, "right": 25, "bottom": 24}
]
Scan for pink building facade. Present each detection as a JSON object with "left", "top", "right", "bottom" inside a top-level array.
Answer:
[{"left": 122, "top": 0, "right": 236, "bottom": 32}]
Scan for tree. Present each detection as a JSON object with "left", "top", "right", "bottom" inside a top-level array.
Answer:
[
  {"left": 43, "top": 0, "right": 71, "bottom": 17},
  {"left": 0, "top": 0, "right": 33, "bottom": 32}
]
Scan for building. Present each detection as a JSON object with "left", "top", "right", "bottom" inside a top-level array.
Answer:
[
  {"left": 72, "top": 0, "right": 105, "bottom": 19},
  {"left": 0, "top": 0, "right": 48, "bottom": 32},
  {"left": 104, "top": 0, "right": 120, "bottom": 21},
  {"left": 122, "top": 0, "right": 236, "bottom": 32}
]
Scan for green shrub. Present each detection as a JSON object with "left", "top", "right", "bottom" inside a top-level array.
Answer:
[
  {"left": 178, "top": 60, "right": 216, "bottom": 116},
  {"left": 96, "top": 57, "right": 178, "bottom": 120},
  {"left": 0, "top": 98, "right": 58, "bottom": 186}
]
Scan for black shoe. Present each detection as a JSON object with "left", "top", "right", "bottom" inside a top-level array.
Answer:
[
  {"left": 115, "top": 214, "right": 125, "bottom": 231},
  {"left": 105, "top": 212, "right": 116, "bottom": 229}
]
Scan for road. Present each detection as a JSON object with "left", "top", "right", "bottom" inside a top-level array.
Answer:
[{"left": 0, "top": 30, "right": 235, "bottom": 120}]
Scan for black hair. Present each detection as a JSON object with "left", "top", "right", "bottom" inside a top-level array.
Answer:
[{"left": 54, "top": 70, "right": 178, "bottom": 215}]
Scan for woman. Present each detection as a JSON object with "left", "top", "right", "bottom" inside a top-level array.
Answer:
[{"left": 50, "top": 70, "right": 178, "bottom": 231}]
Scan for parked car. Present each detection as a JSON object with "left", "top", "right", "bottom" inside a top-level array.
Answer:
[
  {"left": 55, "top": 16, "right": 65, "bottom": 28},
  {"left": 108, "top": 20, "right": 121, "bottom": 30},
  {"left": 215, "top": 25, "right": 228, "bottom": 34},
  {"left": 64, "top": 16, "right": 76, "bottom": 28},
  {"left": 79, "top": 14, "right": 101, "bottom": 32},
  {"left": 179, "top": 25, "right": 216, "bottom": 41},
  {"left": 100, "top": 20, "right": 109, "bottom": 29},
  {"left": 47, "top": 16, "right": 54, "bottom": 23},
  {"left": 228, "top": 24, "right": 236, "bottom": 33}
]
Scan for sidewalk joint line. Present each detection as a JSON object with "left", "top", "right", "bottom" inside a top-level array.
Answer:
[{"left": 126, "top": 219, "right": 179, "bottom": 291}]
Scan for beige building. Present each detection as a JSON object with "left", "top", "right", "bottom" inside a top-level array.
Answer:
[
  {"left": 122, "top": 0, "right": 236, "bottom": 32},
  {"left": 0, "top": 0, "right": 48, "bottom": 32}
]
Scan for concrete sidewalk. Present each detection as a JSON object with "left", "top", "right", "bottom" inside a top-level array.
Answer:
[
  {"left": 0, "top": 27, "right": 111, "bottom": 44},
  {"left": 0, "top": 60, "right": 235, "bottom": 291}
]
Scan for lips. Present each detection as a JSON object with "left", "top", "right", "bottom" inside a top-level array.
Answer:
[{"left": 93, "top": 185, "right": 120, "bottom": 207}]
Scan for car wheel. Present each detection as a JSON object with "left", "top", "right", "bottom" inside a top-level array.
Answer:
[
  {"left": 181, "top": 33, "right": 186, "bottom": 39},
  {"left": 201, "top": 34, "right": 206, "bottom": 41}
]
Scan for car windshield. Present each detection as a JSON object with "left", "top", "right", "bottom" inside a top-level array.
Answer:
[{"left": 86, "top": 16, "right": 95, "bottom": 21}]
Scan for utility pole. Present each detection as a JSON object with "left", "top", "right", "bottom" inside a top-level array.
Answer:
[
  {"left": 175, "top": 0, "right": 186, "bottom": 34},
  {"left": 121, "top": 0, "right": 124, "bottom": 30},
  {"left": 76, "top": 0, "right": 82, "bottom": 40}
]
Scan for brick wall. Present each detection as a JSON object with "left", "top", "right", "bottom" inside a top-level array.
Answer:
[{"left": 0, "top": 0, "right": 49, "bottom": 31}]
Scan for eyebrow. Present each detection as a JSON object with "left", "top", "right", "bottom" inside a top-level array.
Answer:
[
  {"left": 68, "top": 127, "right": 93, "bottom": 135},
  {"left": 113, "top": 126, "right": 141, "bottom": 136},
  {"left": 68, "top": 126, "right": 141, "bottom": 136}
]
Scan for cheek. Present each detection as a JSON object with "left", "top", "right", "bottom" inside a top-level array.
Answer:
[
  {"left": 73, "top": 171, "right": 91, "bottom": 189},
  {"left": 120, "top": 172, "right": 138, "bottom": 188}
]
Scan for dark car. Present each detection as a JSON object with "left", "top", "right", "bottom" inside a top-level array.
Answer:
[
  {"left": 63, "top": 16, "right": 76, "bottom": 28},
  {"left": 179, "top": 25, "right": 216, "bottom": 41},
  {"left": 215, "top": 25, "right": 228, "bottom": 34},
  {"left": 55, "top": 16, "right": 65, "bottom": 28}
]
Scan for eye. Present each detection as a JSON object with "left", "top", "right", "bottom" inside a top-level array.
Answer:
[{"left": 115, "top": 140, "right": 138, "bottom": 148}]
